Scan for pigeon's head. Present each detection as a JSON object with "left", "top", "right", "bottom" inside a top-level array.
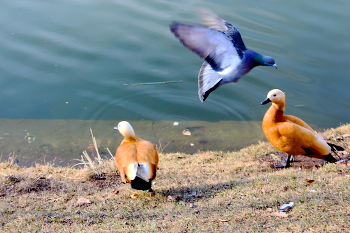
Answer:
[{"left": 262, "top": 56, "right": 277, "bottom": 69}]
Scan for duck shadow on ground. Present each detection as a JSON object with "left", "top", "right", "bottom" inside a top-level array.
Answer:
[
  {"left": 260, "top": 151, "right": 350, "bottom": 170},
  {"left": 158, "top": 178, "right": 256, "bottom": 203}
]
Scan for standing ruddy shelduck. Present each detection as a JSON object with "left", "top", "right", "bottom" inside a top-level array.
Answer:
[
  {"left": 261, "top": 89, "right": 339, "bottom": 167},
  {"left": 114, "top": 121, "right": 159, "bottom": 191}
]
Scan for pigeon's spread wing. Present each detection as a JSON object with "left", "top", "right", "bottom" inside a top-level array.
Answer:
[
  {"left": 196, "top": 8, "right": 247, "bottom": 51},
  {"left": 196, "top": 8, "right": 228, "bottom": 33},
  {"left": 170, "top": 22, "right": 242, "bottom": 72}
]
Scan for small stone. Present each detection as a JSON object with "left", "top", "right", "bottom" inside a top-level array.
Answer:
[
  {"left": 167, "top": 195, "right": 180, "bottom": 202},
  {"left": 270, "top": 212, "right": 289, "bottom": 218},
  {"left": 130, "top": 193, "right": 139, "bottom": 199},
  {"left": 262, "top": 224, "right": 274, "bottom": 228},
  {"left": 114, "top": 214, "right": 123, "bottom": 219},
  {"left": 279, "top": 202, "right": 294, "bottom": 212},
  {"left": 76, "top": 198, "right": 92, "bottom": 206},
  {"left": 219, "top": 219, "right": 229, "bottom": 222},
  {"left": 335, "top": 136, "right": 343, "bottom": 141},
  {"left": 188, "top": 191, "right": 197, "bottom": 197},
  {"left": 337, "top": 151, "right": 350, "bottom": 156},
  {"left": 148, "top": 191, "right": 156, "bottom": 197},
  {"left": 305, "top": 179, "right": 315, "bottom": 184},
  {"left": 182, "top": 129, "right": 191, "bottom": 136}
]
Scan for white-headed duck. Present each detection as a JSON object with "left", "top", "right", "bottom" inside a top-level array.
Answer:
[
  {"left": 114, "top": 121, "right": 159, "bottom": 191},
  {"left": 261, "top": 89, "right": 340, "bottom": 167}
]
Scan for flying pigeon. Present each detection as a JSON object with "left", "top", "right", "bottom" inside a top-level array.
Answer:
[{"left": 170, "top": 9, "right": 277, "bottom": 102}]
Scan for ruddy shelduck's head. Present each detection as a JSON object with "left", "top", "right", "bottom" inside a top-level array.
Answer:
[
  {"left": 261, "top": 89, "right": 286, "bottom": 111},
  {"left": 114, "top": 121, "right": 136, "bottom": 138}
]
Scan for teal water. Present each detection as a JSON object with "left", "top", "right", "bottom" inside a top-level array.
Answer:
[{"left": 1, "top": 0, "right": 349, "bottom": 166}]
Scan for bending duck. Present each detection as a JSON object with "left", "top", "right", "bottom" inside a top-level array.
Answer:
[
  {"left": 170, "top": 9, "right": 277, "bottom": 102},
  {"left": 114, "top": 121, "right": 159, "bottom": 191},
  {"left": 261, "top": 89, "right": 340, "bottom": 167}
]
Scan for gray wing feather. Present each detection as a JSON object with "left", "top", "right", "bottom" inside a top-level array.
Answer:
[
  {"left": 196, "top": 8, "right": 247, "bottom": 52},
  {"left": 196, "top": 8, "right": 228, "bottom": 32},
  {"left": 170, "top": 23, "right": 240, "bottom": 71}
]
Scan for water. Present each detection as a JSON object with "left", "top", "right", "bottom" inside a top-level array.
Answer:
[{"left": 1, "top": 0, "right": 349, "bottom": 166}]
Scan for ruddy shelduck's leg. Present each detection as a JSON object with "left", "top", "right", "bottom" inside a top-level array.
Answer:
[
  {"left": 285, "top": 155, "right": 292, "bottom": 168},
  {"left": 119, "top": 169, "right": 128, "bottom": 183}
]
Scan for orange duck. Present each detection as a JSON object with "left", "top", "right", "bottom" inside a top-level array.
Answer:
[
  {"left": 114, "top": 121, "right": 159, "bottom": 191},
  {"left": 261, "top": 89, "right": 341, "bottom": 167}
]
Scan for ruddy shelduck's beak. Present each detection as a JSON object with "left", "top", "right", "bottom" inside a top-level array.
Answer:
[
  {"left": 261, "top": 98, "right": 271, "bottom": 105},
  {"left": 113, "top": 126, "right": 118, "bottom": 130}
]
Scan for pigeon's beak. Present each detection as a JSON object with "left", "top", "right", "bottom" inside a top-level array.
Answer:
[
  {"left": 113, "top": 126, "right": 118, "bottom": 130},
  {"left": 261, "top": 98, "right": 271, "bottom": 105},
  {"left": 272, "top": 64, "right": 278, "bottom": 69}
]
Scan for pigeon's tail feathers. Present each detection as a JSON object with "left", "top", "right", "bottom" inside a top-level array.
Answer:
[{"left": 198, "top": 62, "right": 223, "bottom": 102}]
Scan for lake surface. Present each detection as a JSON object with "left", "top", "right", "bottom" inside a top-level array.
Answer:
[{"left": 1, "top": 0, "right": 349, "bottom": 166}]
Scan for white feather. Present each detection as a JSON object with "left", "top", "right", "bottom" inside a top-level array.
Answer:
[
  {"left": 127, "top": 163, "right": 137, "bottom": 180},
  {"left": 136, "top": 163, "right": 150, "bottom": 182}
]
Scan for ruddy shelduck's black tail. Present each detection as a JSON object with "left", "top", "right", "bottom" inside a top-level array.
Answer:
[
  {"left": 131, "top": 177, "right": 152, "bottom": 191},
  {"left": 325, "top": 142, "right": 346, "bottom": 163},
  {"left": 323, "top": 154, "right": 337, "bottom": 163}
]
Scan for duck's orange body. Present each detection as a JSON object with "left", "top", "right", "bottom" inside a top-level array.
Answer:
[
  {"left": 115, "top": 121, "right": 159, "bottom": 191},
  {"left": 261, "top": 89, "right": 336, "bottom": 167}
]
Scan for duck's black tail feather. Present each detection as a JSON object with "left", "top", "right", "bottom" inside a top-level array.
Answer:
[
  {"left": 323, "top": 154, "right": 338, "bottom": 163},
  {"left": 302, "top": 146, "right": 338, "bottom": 163},
  {"left": 327, "top": 143, "right": 345, "bottom": 152},
  {"left": 131, "top": 177, "right": 152, "bottom": 191}
]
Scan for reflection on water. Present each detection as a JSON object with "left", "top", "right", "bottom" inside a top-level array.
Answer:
[{"left": 0, "top": 0, "right": 349, "bottom": 165}]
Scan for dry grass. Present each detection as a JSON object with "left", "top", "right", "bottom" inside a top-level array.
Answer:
[{"left": 0, "top": 124, "right": 350, "bottom": 232}]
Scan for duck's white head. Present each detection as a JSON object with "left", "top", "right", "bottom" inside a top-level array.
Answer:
[
  {"left": 261, "top": 89, "right": 286, "bottom": 111},
  {"left": 114, "top": 121, "right": 136, "bottom": 139}
]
